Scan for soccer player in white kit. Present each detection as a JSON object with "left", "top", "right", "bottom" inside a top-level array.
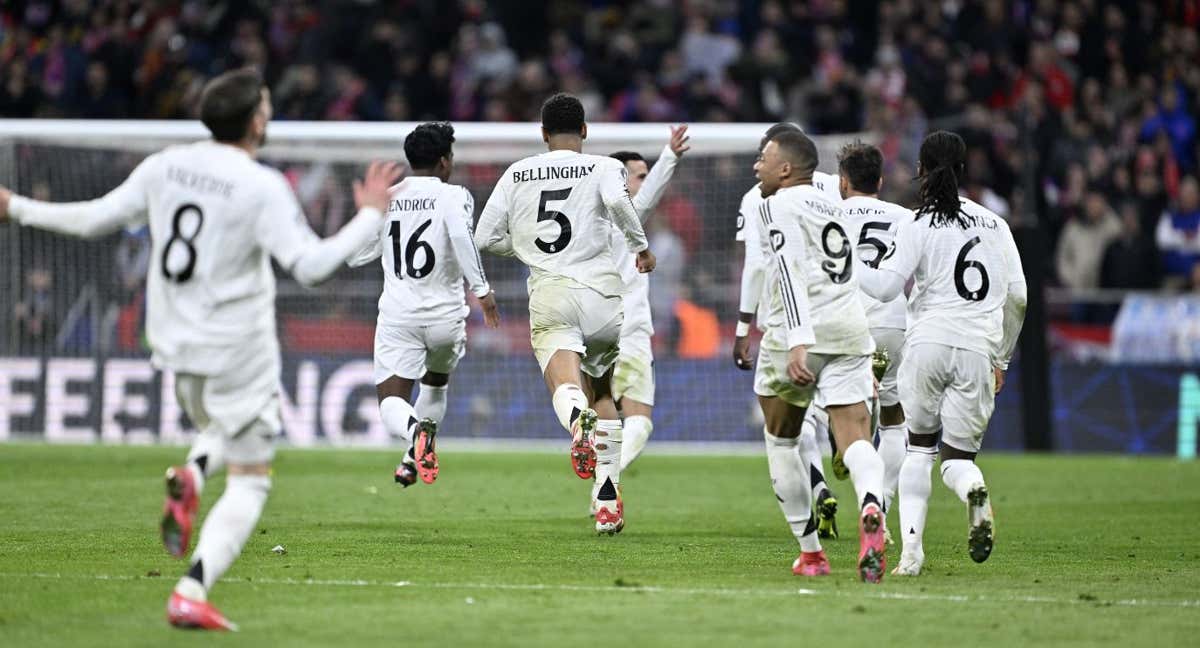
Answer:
[
  {"left": 747, "top": 130, "right": 890, "bottom": 582},
  {"left": 837, "top": 141, "right": 915, "bottom": 516},
  {"left": 594, "top": 125, "right": 689, "bottom": 476},
  {"left": 733, "top": 122, "right": 843, "bottom": 541},
  {"left": 346, "top": 122, "right": 500, "bottom": 487},
  {"left": 474, "top": 93, "right": 655, "bottom": 535},
  {"left": 0, "top": 69, "right": 402, "bottom": 630},
  {"left": 856, "top": 131, "right": 1027, "bottom": 576}
]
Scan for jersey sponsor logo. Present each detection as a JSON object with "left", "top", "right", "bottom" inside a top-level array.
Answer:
[
  {"left": 388, "top": 197, "right": 437, "bottom": 212},
  {"left": 166, "top": 166, "right": 233, "bottom": 199},
  {"left": 512, "top": 164, "right": 595, "bottom": 183}
]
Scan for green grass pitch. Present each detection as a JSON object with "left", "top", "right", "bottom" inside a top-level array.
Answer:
[{"left": 1, "top": 443, "right": 1198, "bottom": 647}]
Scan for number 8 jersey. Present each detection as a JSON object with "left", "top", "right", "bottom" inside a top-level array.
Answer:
[
  {"left": 474, "top": 150, "right": 648, "bottom": 297},
  {"left": 763, "top": 183, "right": 874, "bottom": 355},
  {"left": 880, "top": 196, "right": 1024, "bottom": 359},
  {"left": 348, "top": 176, "right": 491, "bottom": 327}
]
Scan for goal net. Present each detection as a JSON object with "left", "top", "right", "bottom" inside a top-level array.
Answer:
[{"left": 0, "top": 120, "right": 863, "bottom": 446}]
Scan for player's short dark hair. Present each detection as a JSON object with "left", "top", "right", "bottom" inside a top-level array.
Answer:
[
  {"left": 610, "top": 151, "right": 645, "bottom": 166},
  {"left": 838, "top": 141, "right": 883, "bottom": 193},
  {"left": 199, "top": 68, "right": 265, "bottom": 143},
  {"left": 541, "top": 93, "right": 585, "bottom": 136},
  {"left": 404, "top": 122, "right": 456, "bottom": 170},
  {"left": 760, "top": 122, "right": 801, "bottom": 152},
  {"left": 769, "top": 130, "right": 819, "bottom": 176}
]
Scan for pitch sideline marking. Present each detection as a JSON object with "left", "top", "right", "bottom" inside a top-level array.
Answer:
[{"left": 3, "top": 571, "right": 1199, "bottom": 610}]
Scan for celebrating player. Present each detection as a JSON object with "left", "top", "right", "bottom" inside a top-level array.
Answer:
[
  {"left": 589, "top": 125, "right": 689, "bottom": 486},
  {"left": 749, "top": 130, "right": 890, "bottom": 582},
  {"left": 474, "top": 93, "right": 655, "bottom": 535},
  {"left": 346, "top": 122, "right": 499, "bottom": 487},
  {"left": 733, "top": 122, "right": 841, "bottom": 541},
  {"left": 837, "top": 141, "right": 914, "bottom": 515},
  {"left": 856, "top": 131, "right": 1027, "bottom": 575},
  {"left": 0, "top": 68, "right": 402, "bottom": 630}
]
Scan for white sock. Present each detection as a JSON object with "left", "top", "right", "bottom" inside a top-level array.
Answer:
[
  {"left": 898, "top": 446, "right": 936, "bottom": 553},
  {"left": 185, "top": 431, "right": 225, "bottom": 496},
  {"left": 595, "top": 419, "right": 623, "bottom": 489},
  {"left": 620, "top": 415, "right": 652, "bottom": 470},
  {"left": 940, "top": 458, "right": 985, "bottom": 503},
  {"left": 804, "top": 406, "right": 832, "bottom": 456},
  {"left": 380, "top": 396, "right": 418, "bottom": 446},
  {"left": 764, "top": 430, "right": 819, "bottom": 552},
  {"left": 415, "top": 383, "right": 449, "bottom": 424},
  {"left": 176, "top": 474, "right": 271, "bottom": 598},
  {"left": 551, "top": 384, "right": 589, "bottom": 434},
  {"left": 842, "top": 439, "right": 885, "bottom": 510},
  {"left": 798, "top": 425, "right": 828, "bottom": 494},
  {"left": 877, "top": 424, "right": 907, "bottom": 511}
]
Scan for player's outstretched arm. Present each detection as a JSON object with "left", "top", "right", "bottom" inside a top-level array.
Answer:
[
  {"left": 631, "top": 124, "right": 689, "bottom": 221},
  {"left": 271, "top": 161, "right": 403, "bottom": 287},
  {"left": 0, "top": 158, "right": 153, "bottom": 237},
  {"left": 857, "top": 217, "right": 919, "bottom": 301}
]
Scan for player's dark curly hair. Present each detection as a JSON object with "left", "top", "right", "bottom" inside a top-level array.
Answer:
[
  {"left": 404, "top": 122, "right": 455, "bottom": 170},
  {"left": 541, "top": 93, "right": 585, "bottom": 135},
  {"left": 916, "top": 130, "right": 968, "bottom": 227},
  {"left": 200, "top": 68, "right": 264, "bottom": 143},
  {"left": 609, "top": 151, "right": 645, "bottom": 165},
  {"left": 760, "top": 122, "right": 801, "bottom": 152},
  {"left": 837, "top": 140, "right": 883, "bottom": 194}
]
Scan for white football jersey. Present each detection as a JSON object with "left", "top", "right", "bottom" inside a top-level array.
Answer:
[
  {"left": 12, "top": 141, "right": 329, "bottom": 375},
  {"left": 881, "top": 196, "right": 1025, "bottom": 358},
  {"left": 761, "top": 183, "right": 874, "bottom": 355},
  {"left": 843, "top": 195, "right": 912, "bottom": 330},
  {"left": 475, "top": 149, "right": 647, "bottom": 297},
  {"left": 737, "top": 171, "right": 844, "bottom": 331},
  {"left": 348, "top": 176, "right": 490, "bottom": 327}
]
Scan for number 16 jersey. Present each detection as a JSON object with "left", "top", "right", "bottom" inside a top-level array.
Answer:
[
  {"left": 475, "top": 149, "right": 648, "bottom": 298},
  {"left": 348, "top": 176, "right": 491, "bottom": 328}
]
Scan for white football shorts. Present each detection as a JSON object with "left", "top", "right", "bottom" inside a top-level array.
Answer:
[
  {"left": 173, "top": 350, "right": 279, "bottom": 465},
  {"left": 753, "top": 329, "right": 874, "bottom": 408},
  {"left": 899, "top": 343, "right": 996, "bottom": 453},
  {"left": 374, "top": 319, "right": 467, "bottom": 383},
  {"left": 529, "top": 282, "right": 622, "bottom": 378}
]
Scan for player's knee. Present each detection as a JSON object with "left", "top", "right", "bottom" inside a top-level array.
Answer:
[{"left": 880, "top": 403, "right": 905, "bottom": 426}]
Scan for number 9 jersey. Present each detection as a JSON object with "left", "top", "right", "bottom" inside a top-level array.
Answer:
[{"left": 881, "top": 196, "right": 1024, "bottom": 359}]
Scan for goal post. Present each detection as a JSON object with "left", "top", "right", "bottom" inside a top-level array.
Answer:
[{"left": 0, "top": 120, "right": 864, "bottom": 446}]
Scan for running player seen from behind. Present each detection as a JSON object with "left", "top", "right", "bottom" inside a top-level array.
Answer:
[
  {"left": 347, "top": 122, "right": 499, "bottom": 488},
  {"left": 732, "top": 122, "right": 840, "bottom": 541},
  {"left": 751, "top": 130, "right": 890, "bottom": 582},
  {"left": 592, "top": 125, "right": 689, "bottom": 483},
  {"left": 838, "top": 141, "right": 914, "bottom": 516},
  {"left": 856, "top": 131, "right": 1027, "bottom": 576},
  {"left": 474, "top": 93, "right": 655, "bottom": 535},
  {"left": 0, "top": 68, "right": 402, "bottom": 629}
]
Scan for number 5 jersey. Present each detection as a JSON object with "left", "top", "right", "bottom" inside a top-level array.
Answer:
[{"left": 347, "top": 176, "right": 491, "bottom": 327}]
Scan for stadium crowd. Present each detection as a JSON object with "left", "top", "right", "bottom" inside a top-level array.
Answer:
[{"left": 1, "top": 0, "right": 1199, "bottom": 296}]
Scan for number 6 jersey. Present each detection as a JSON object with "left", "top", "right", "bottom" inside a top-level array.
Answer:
[
  {"left": 347, "top": 176, "right": 491, "bottom": 327},
  {"left": 871, "top": 196, "right": 1025, "bottom": 361},
  {"left": 761, "top": 183, "right": 874, "bottom": 355},
  {"left": 474, "top": 149, "right": 648, "bottom": 297}
]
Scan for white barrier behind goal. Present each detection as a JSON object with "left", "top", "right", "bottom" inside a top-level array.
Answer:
[{"left": 0, "top": 121, "right": 863, "bottom": 446}]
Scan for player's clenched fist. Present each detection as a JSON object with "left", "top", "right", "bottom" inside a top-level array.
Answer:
[
  {"left": 732, "top": 336, "right": 754, "bottom": 371},
  {"left": 636, "top": 248, "right": 656, "bottom": 273},
  {"left": 354, "top": 161, "right": 405, "bottom": 213}
]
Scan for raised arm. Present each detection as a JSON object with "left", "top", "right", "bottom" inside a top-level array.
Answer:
[
  {"left": 631, "top": 125, "right": 689, "bottom": 221},
  {"left": 1, "top": 156, "right": 155, "bottom": 237},
  {"left": 598, "top": 160, "right": 649, "bottom": 254},
  {"left": 262, "top": 161, "right": 402, "bottom": 288},
  {"left": 345, "top": 229, "right": 383, "bottom": 268}
]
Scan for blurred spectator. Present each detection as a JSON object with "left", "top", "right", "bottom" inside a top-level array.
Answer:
[
  {"left": 15, "top": 268, "right": 56, "bottom": 352},
  {"left": 1101, "top": 203, "right": 1161, "bottom": 290},
  {"left": 1056, "top": 191, "right": 1121, "bottom": 290},
  {"left": 1156, "top": 175, "right": 1200, "bottom": 284}
]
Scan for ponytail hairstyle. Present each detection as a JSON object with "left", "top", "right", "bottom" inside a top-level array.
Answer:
[{"left": 916, "top": 130, "right": 968, "bottom": 227}]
